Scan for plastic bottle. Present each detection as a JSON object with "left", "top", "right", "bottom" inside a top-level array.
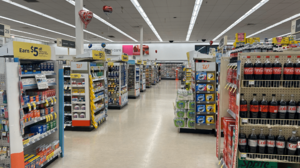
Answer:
[
  {"left": 244, "top": 56, "right": 253, "bottom": 87},
  {"left": 283, "top": 55, "right": 294, "bottom": 87},
  {"left": 239, "top": 127, "right": 247, "bottom": 152},
  {"left": 279, "top": 95, "right": 287, "bottom": 124},
  {"left": 254, "top": 56, "right": 263, "bottom": 87},
  {"left": 272, "top": 56, "right": 282, "bottom": 87},
  {"left": 248, "top": 128, "right": 258, "bottom": 153},
  {"left": 250, "top": 94, "right": 259, "bottom": 119},
  {"left": 260, "top": 94, "right": 268, "bottom": 122},
  {"left": 267, "top": 129, "right": 275, "bottom": 155},
  {"left": 276, "top": 129, "right": 285, "bottom": 158},
  {"left": 287, "top": 94, "right": 296, "bottom": 120},
  {"left": 294, "top": 56, "right": 300, "bottom": 88},
  {"left": 240, "top": 93, "right": 248, "bottom": 118},
  {"left": 263, "top": 56, "right": 272, "bottom": 87},
  {"left": 269, "top": 94, "right": 278, "bottom": 125},
  {"left": 287, "top": 131, "right": 297, "bottom": 155},
  {"left": 258, "top": 128, "right": 266, "bottom": 157}
]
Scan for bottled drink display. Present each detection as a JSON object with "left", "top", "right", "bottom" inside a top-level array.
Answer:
[
  {"left": 298, "top": 100, "right": 300, "bottom": 120},
  {"left": 260, "top": 94, "right": 268, "bottom": 121},
  {"left": 272, "top": 56, "right": 282, "bottom": 87},
  {"left": 258, "top": 128, "right": 266, "bottom": 156},
  {"left": 250, "top": 94, "right": 259, "bottom": 119},
  {"left": 278, "top": 95, "right": 287, "bottom": 123},
  {"left": 267, "top": 129, "right": 275, "bottom": 155},
  {"left": 254, "top": 56, "right": 263, "bottom": 87},
  {"left": 263, "top": 56, "right": 272, "bottom": 87},
  {"left": 269, "top": 94, "right": 278, "bottom": 125},
  {"left": 248, "top": 128, "right": 258, "bottom": 153},
  {"left": 283, "top": 55, "right": 294, "bottom": 87},
  {"left": 295, "top": 56, "right": 300, "bottom": 88},
  {"left": 287, "top": 94, "right": 296, "bottom": 120},
  {"left": 276, "top": 129, "right": 285, "bottom": 158},
  {"left": 240, "top": 93, "right": 248, "bottom": 118},
  {"left": 244, "top": 56, "right": 253, "bottom": 87},
  {"left": 287, "top": 131, "right": 297, "bottom": 155},
  {"left": 239, "top": 127, "right": 247, "bottom": 152}
]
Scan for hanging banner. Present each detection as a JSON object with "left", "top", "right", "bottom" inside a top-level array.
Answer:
[
  {"left": 57, "top": 38, "right": 75, "bottom": 48},
  {"left": 92, "top": 50, "right": 106, "bottom": 60},
  {"left": 13, "top": 41, "right": 51, "bottom": 60},
  {"left": 121, "top": 55, "right": 128, "bottom": 62},
  {"left": 0, "top": 23, "right": 10, "bottom": 38},
  {"left": 137, "top": 60, "right": 142, "bottom": 64}
]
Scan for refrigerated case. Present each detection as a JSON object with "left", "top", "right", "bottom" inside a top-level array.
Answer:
[
  {"left": 128, "top": 61, "right": 140, "bottom": 99},
  {"left": 159, "top": 62, "right": 184, "bottom": 80}
]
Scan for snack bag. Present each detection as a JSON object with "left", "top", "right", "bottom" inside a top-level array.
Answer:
[
  {"left": 196, "top": 84, "right": 207, "bottom": 91},
  {"left": 196, "top": 115, "right": 206, "bottom": 124},
  {"left": 207, "top": 84, "right": 214, "bottom": 91},
  {"left": 205, "top": 94, "right": 215, "bottom": 101},
  {"left": 206, "top": 115, "right": 215, "bottom": 124},
  {"left": 196, "top": 94, "right": 205, "bottom": 102},
  {"left": 207, "top": 73, "right": 215, "bottom": 80},
  {"left": 206, "top": 104, "right": 216, "bottom": 112},
  {"left": 197, "top": 105, "right": 206, "bottom": 113},
  {"left": 196, "top": 72, "right": 207, "bottom": 80}
]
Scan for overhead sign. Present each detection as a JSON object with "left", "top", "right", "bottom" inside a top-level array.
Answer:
[
  {"left": 13, "top": 41, "right": 51, "bottom": 60},
  {"left": 121, "top": 55, "right": 128, "bottom": 62},
  {"left": 137, "top": 60, "right": 142, "bottom": 64},
  {"left": 291, "top": 18, "right": 300, "bottom": 34},
  {"left": 57, "top": 38, "right": 75, "bottom": 48},
  {"left": 92, "top": 50, "right": 106, "bottom": 60},
  {"left": 219, "top": 36, "right": 227, "bottom": 48},
  {"left": 196, "top": 62, "right": 216, "bottom": 71},
  {"left": 71, "top": 62, "right": 88, "bottom": 71},
  {"left": 143, "top": 61, "right": 147, "bottom": 65},
  {"left": 0, "top": 23, "right": 10, "bottom": 38}
]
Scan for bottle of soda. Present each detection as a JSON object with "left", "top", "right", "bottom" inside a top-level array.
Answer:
[
  {"left": 297, "top": 100, "right": 300, "bottom": 120},
  {"left": 260, "top": 94, "right": 268, "bottom": 123},
  {"left": 273, "top": 56, "right": 282, "bottom": 87},
  {"left": 288, "top": 94, "right": 296, "bottom": 121},
  {"left": 263, "top": 56, "right": 272, "bottom": 87},
  {"left": 276, "top": 129, "right": 286, "bottom": 159},
  {"left": 254, "top": 56, "right": 263, "bottom": 87},
  {"left": 269, "top": 94, "right": 279, "bottom": 125},
  {"left": 294, "top": 56, "right": 300, "bottom": 88},
  {"left": 240, "top": 93, "right": 248, "bottom": 118},
  {"left": 279, "top": 94, "right": 287, "bottom": 124},
  {"left": 284, "top": 55, "right": 294, "bottom": 87},
  {"left": 250, "top": 94, "right": 259, "bottom": 120},
  {"left": 244, "top": 56, "right": 253, "bottom": 87},
  {"left": 248, "top": 128, "right": 258, "bottom": 153},
  {"left": 297, "top": 135, "right": 300, "bottom": 155},
  {"left": 267, "top": 129, "right": 275, "bottom": 156},
  {"left": 258, "top": 128, "right": 266, "bottom": 157},
  {"left": 287, "top": 131, "right": 297, "bottom": 155},
  {"left": 239, "top": 127, "right": 247, "bottom": 152}
]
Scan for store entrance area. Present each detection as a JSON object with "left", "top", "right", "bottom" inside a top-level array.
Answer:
[{"left": 48, "top": 80, "right": 216, "bottom": 168}]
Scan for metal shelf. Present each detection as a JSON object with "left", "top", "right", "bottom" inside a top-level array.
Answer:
[
  {"left": 196, "top": 101, "right": 216, "bottom": 104},
  {"left": 40, "top": 148, "right": 61, "bottom": 168},
  {"left": 227, "top": 109, "right": 236, "bottom": 119},
  {"left": 196, "top": 80, "right": 215, "bottom": 83},
  {"left": 64, "top": 113, "right": 72, "bottom": 116},
  {"left": 94, "top": 88, "right": 104, "bottom": 93},
  {"left": 72, "top": 93, "right": 85, "bottom": 96},
  {"left": 196, "top": 91, "right": 216, "bottom": 94},
  {"left": 94, "top": 97, "right": 104, "bottom": 102},
  {"left": 72, "top": 102, "right": 86, "bottom": 104},
  {"left": 64, "top": 75, "right": 70, "bottom": 78},
  {"left": 64, "top": 104, "right": 72, "bottom": 106},
  {"left": 22, "top": 96, "right": 56, "bottom": 108},
  {"left": 23, "top": 128, "right": 57, "bottom": 148},
  {"left": 197, "top": 112, "right": 216, "bottom": 115},
  {"left": 71, "top": 85, "right": 85, "bottom": 87},
  {"left": 73, "top": 110, "right": 86, "bottom": 112},
  {"left": 24, "top": 112, "right": 56, "bottom": 127},
  {"left": 93, "top": 77, "right": 105, "bottom": 82},
  {"left": 21, "top": 73, "right": 56, "bottom": 78},
  {"left": 94, "top": 106, "right": 105, "bottom": 113},
  {"left": 64, "top": 94, "right": 71, "bottom": 96},
  {"left": 23, "top": 83, "right": 56, "bottom": 90}
]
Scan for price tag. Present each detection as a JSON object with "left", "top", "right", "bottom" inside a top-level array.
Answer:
[
  {"left": 27, "top": 103, "right": 31, "bottom": 111},
  {"left": 242, "top": 118, "right": 248, "bottom": 123},
  {"left": 53, "top": 97, "right": 56, "bottom": 104},
  {"left": 241, "top": 153, "right": 247, "bottom": 159},
  {"left": 45, "top": 100, "right": 49, "bottom": 107},
  {"left": 32, "top": 103, "right": 36, "bottom": 110},
  {"left": 249, "top": 80, "right": 255, "bottom": 85},
  {"left": 50, "top": 98, "right": 53, "bottom": 105}
]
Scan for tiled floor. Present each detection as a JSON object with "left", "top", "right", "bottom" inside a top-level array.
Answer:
[{"left": 49, "top": 80, "right": 218, "bottom": 168}]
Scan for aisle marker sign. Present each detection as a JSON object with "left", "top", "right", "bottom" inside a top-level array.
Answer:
[
  {"left": 143, "top": 61, "right": 147, "bottom": 65},
  {"left": 13, "top": 41, "right": 51, "bottom": 60},
  {"left": 122, "top": 55, "right": 128, "bottom": 62},
  {"left": 0, "top": 23, "right": 10, "bottom": 38},
  {"left": 137, "top": 60, "right": 142, "bottom": 64},
  {"left": 92, "top": 50, "right": 106, "bottom": 60}
]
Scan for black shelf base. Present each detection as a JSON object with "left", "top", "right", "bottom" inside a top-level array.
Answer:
[
  {"left": 161, "top": 78, "right": 175, "bottom": 80},
  {"left": 65, "top": 125, "right": 94, "bottom": 131},
  {"left": 108, "top": 102, "right": 128, "bottom": 109},
  {"left": 179, "top": 128, "right": 215, "bottom": 135},
  {"left": 128, "top": 95, "right": 140, "bottom": 99},
  {"left": 140, "top": 89, "right": 146, "bottom": 92}
]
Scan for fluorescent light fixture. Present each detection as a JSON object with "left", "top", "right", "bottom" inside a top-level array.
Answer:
[
  {"left": 247, "top": 13, "right": 300, "bottom": 37},
  {"left": 0, "top": 16, "right": 90, "bottom": 42},
  {"left": 11, "top": 29, "right": 56, "bottom": 40},
  {"left": 131, "top": 0, "right": 162, "bottom": 42},
  {"left": 2, "top": 0, "right": 111, "bottom": 42},
  {"left": 186, "top": 0, "right": 203, "bottom": 41},
  {"left": 66, "top": 0, "right": 137, "bottom": 42},
  {"left": 11, "top": 34, "right": 49, "bottom": 42},
  {"left": 212, "top": 0, "right": 269, "bottom": 41}
]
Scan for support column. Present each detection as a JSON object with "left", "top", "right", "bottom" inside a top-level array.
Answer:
[
  {"left": 140, "top": 26, "right": 143, "bottom": 61},
  {"left": 75, "top": 0, "right": 84, "bottom": 55}
]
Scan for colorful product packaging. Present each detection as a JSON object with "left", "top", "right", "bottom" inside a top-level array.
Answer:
[
  {"left": 206, "top": 115, "right": 215, "bottom": 124},
  {"left": 196, "top": 115, "right": 206, "bottom": 124},
  {"left": 197, "top": 105, "right": 206, "bottom": 113},
  {"left": 187, "top": 110, "right": 195, "bottom": 119},
  {"left": 196, "top": 94, "right": 205, "bottom": 102},
  {"left": 207, "top": 73, "right": 215, "bottom": 80},
  {"left": 188, "top": 101, "right": 195, "bottom": 109},
  {"left": 196, "top": 72, "right": 207, "bottom": 80},
  {"left": 205, "top": 94, "right": 215, "bottom": 101},
  {"left": 187, "top": 119, "right": 195, "bottom": 128},
  {"left": 206, "top": 84, "right": 214, "bottom": 91},
  {"left": 206, "top": 104, "right": 215, "bottom": 112},
  {"left": 176, "top": 100, "right": 186, "bottom": 109},
  {"left": 196, "top": 84, "right": 207, "bottom": 91}
]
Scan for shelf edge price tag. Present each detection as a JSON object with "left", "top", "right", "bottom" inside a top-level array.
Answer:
[
  {"left": 45, "top": 100, "right": 49, "bottom": 107},
  {"left": 27, "top": 103, "right": 31, "bottom": 111},
  {"left": 32, "top": 103, "right": 36, "bottom": 110},
  {"left": 70, "top": 73, "right": 81, "bottom": 79},
  {"left": 50, "top": 98, "right": 53, "bottom": 105},
  {"left": 121, "top": 55, "right": 128, "bottom": 62}
]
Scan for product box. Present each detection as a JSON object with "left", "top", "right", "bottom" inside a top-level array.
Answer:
[
  {"left": 175, "top": 109, "right": 185, "bottom": 118},
  {"left": 207, "top": 73, "right": 215, "bottom": 80},
  {"left": 196, "top": 84, "right": 207, "bottom": 91},
  {"left": 206, "top": 115, "right": 214, "bottom": 124},
  {"left": 196, "top": 115, "right": 206, "bottom": 124},
  {"left": 206, "top": 84, "right": 214, "bottom": 91},
  {"left": 176, "top": 100, "right": 186, "bottom": 109},
  {"left": 206, "top": 104, "right": 215, "bottom": 112},
  {"left": 196, "top": 105, "right": 206, "bottom": 113},
  {"left": 188, "top": 101, "right": 195, "bottom": 109},
  {"left": 196, "top": 72, "right": 207, "bottom": 80},
  {"left": 173, "top": 118, "right": 185, "bottom": 127},
  {"left": 187, "top": 119, "right": 195, "bottom": 128},
  {"left": 187, "top": 110, "right": 195, "bottom": 119},
  {"left": 205, "top": 94, "right": 215, "bottom": 101},
  {"left": 196, "top": 94, "right": 205, "bottom": 102},
  {"left": 47, "top": 78, "right": 56, "bottom": 84},
  {"left": 72, "top": 89, "right": 78, "bottom": 93}
]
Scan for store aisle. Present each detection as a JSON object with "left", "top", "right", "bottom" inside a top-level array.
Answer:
[{"left": 49, "top": 81, "right": 218, "bottom": 168}]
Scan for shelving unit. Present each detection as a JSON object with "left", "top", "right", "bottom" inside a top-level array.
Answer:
[
  {"left": 152, "top": 65, "right": 157, "bottom": 85},
  {"left": 107, "top": 59, "right": 128, "bottom": 109},
  {"left": 146, "top": 64, "right": 152, "bottom": 88},
  {"left": 128, "top": 60, "right": 140, "bottom": 99},
  {"left": 140, "top": 64, "right": 146, "bottom": 92},
  {"left": 0, "top": 40, "right": 64, "bottom": 168}
]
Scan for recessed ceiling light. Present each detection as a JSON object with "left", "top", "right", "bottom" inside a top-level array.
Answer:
[
  {"left": 131, "top": 0, "right": 163, "bottom": 42},
  {"left": 212, "top": 0, "right": 269, "bottom": 41},
  {"left": 2, "top": 0, "right": 110, "bottom": 42},
  {"left": 66, "top": 0, "right": 137, "bottom": 42},
  {"left": 247, "top": 13, "right": 300, "bottom": 37},
  {"left": 186, "top": 0, "right": 203, "bottom": 41}
]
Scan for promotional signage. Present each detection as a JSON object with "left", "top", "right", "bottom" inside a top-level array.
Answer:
[
  {"left": 71, "top": 62, "right": 88, "bottom": 71},
  {"left": 291, "top": 18, "right": 300, "bottom": 34},
  {"left": 70, "top": 73, "right": 82, "bottom": 78},
  {"left": 13, "top": 41, "right": 51, "bottom": 60},
  {"left": 0, "top": 23, "right": 10, "bottom": 38},
  {"left": 143, "top": 61, "right": 147, "bottom": 65},
  {"left": 219, "top": 36, "right": 227, "bottom": 48},
  {"left": 122, "top": 55, "right": 128, "bottom": 62},
  {"left": 196, "top": 62, "right": 216, "bottom": 71},
  {"left": 137, "top": 60, "right": 142, "bottom": 64},
  {"left": 92, "top": 50, "right": 106, "bottom": 60},
  {"left": 35, "top": 74, "right": 48, "bottom": 90},
  {"left": 57, "top": 38, "right": 75, "bottom": 48}
]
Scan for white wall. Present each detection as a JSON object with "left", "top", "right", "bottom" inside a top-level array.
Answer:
[{"left": 51, "top": 44, "right": 76, "bottom": 55}]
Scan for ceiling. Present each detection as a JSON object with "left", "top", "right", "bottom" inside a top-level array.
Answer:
[{"left": 0, "top": 0, "right": 299, "bottom": 43}]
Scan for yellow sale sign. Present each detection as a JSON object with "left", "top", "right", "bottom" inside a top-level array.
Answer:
[
  {"left": 137, "top": 60, "right": 142, "bottom": 64},
  {"left": 13, "top": 41, "right": 51, "bottom": 60},
  {"left": 122, "top": 55, "right": 128, "bottom": 62},
  {"left": 92, "top": 50, "right": 106, "bottom": 60}
]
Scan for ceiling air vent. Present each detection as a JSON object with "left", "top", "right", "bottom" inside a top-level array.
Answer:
[
  {"left": 247, "top": 23, "right": 255, "bottom": 26},
  {"left": 108, "top": 35, "right": 115, "bottom": 38},
  {"left": 24, "top": 0, "right": 39, "bottom": 2}
]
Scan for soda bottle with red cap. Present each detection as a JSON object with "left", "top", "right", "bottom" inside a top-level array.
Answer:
[
  {"left": 272, "top": 56, "right": 282, "bottom": 87},
  {"left": 260, "top": 94, "right": 268, "bottom": 124},
  {"left": 284, "top": 55, "right": 294, "bottom": 87},
  {"left": 239, "top": 127, "right": 247, "bottom": 152},
  {"left": 279, "top": 94, "right": 287, "bottom": 122},
  {"left": 244, "top": 56, "right": 253, "bottom": 87},
  {"left": 269, "top": 94, "right": 278, "bottom": 125},
  {"left": 263, "top": 56, "right": 272, "bottom": 87},
  {"left": 287, "top": 131, "right": 297, "bottom": 155},
  {"left": 254, "top": 56, "right": 263, "bottom": 87},
  {"left": 294, "top": 55, "right": 300, "bottom": 87},
  {"left": 250, "top": 94, "right": 259, "bottom": 120},
  {"left": 276, "top": 129, "right": 286, "bottom": 160},
  {"left": 240, "top": 93, "right": 248, "bottom": 118},
  {"left": 287, "top": 94, "right": 296, "bottom": 120}
]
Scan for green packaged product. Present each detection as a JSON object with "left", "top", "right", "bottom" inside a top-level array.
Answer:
[
  {"left": 187, "top": 110, "right": 195, "bottom": 119},
  {"left": 175, "top": 110, "right": 185, "bottom": 118},
  {"left": 188, "top": 101, "right": 195, "bottom": 109},
  {"left": 173, "top": 118, "right": 184, "bottom": 128},
  {"left": 176, "top": 100, "right": 186, "bottom": 109},
  {"left": 46, "top": 123, "right": 50, "bottom": 130},
  {"left": 53, "top": 120, "right": 56, "bottom": 128},
  {"left": 187, "top": 119, "right": 195, "bottom": 128}
]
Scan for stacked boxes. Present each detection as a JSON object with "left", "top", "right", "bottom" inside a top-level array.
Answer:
[
  {"left": 174, "top": 89, "right": 195, "bottom": 128},
  {"left": 222, "top": 117, "right": 236, "bottom": 168}
]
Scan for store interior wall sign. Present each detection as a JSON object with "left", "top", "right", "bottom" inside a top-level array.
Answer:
[
  {"left": 92, "top": 50, "right": 106, "bottom": 60},
  {"left": 0, "top": 23, "right": 10, "bottom": 38},
  {"left": 122, "top": 55, "right": 129, "bottom": 62},
  {"left": 57, "top": 38, "right": 75, "bottom": 48},
  {"left": 78, "top": 10, "right": 93, "bottom": 29},
  {"left": 122, "top": 45, "right": 133, "bottom": 55},
  {"left": 13, "top": 41, "right": 51, "bottom": 60}
]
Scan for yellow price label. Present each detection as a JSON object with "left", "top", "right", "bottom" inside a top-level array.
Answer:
[
  {"left": 92, "top": 50, "right": 106, "bottom": 60},
  {"left": 183, "top": 68, "right": 186, "bottom": 71},
  {"left": 13, "top": 41, "right": 52, "bottom": 60},
  {"left": 50, "top": 98, "right": 53, "bottom": 105},
  {"left": 70, "top": 73, "right": 81, "bottom": 78},
  {"left": 23, "top": 139, "right": 30, "bottom": 145},
  {"left": 106, "top": 58, "right": 111, "bottom": 61},
  {"left": 108, "top": 62, "right": 114, "bottom": 66},
  {"left": 137, "top": 60, "right": 142, "bottom": 64},
  {"left": 27, "top": 103, "right": 31, "bottom": 111},
  {"left": 53, "top": 98, "right": 56, "bottom": 104},
  {"left": 32, "top": 103, "right": 36, "bottom": 110},
  {"left": 45, "top": 100, "right": 49, "bottom": 107},
  {"left": 121, "top": 55, "right": 128, "bottom": 62}
]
